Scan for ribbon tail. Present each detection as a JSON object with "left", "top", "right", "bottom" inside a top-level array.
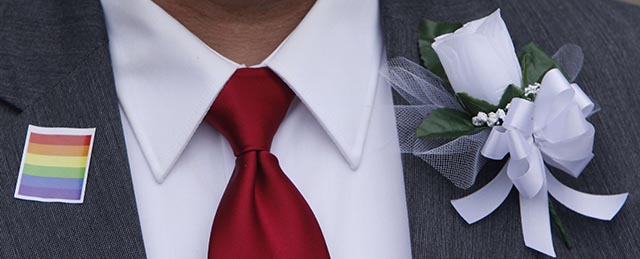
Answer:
[
  {"left": 546, "top": 171, "right": 628, "bottom": 220},
  {"left": 451, "top": 166, "right": 512, "bottom": 224},
  {"left": 519, "top": 186, "right": 556, "bottom": 257}
]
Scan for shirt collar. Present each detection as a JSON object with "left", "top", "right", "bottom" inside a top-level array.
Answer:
[{"left": 102, "top": 0, "right": 382, "bottom": 183}]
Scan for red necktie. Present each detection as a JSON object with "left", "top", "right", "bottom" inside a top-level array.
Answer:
[{"left": 205, "top": 68, "right": 331, "bottom": 259}]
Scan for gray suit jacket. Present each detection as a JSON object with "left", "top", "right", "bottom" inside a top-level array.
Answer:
[{"left": 0, "top": 0, "right": 638, "bottom": 258}]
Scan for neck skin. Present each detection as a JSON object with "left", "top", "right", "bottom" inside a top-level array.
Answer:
[{"left": 153, "top": 0, "right": 316, "bottom": 66}]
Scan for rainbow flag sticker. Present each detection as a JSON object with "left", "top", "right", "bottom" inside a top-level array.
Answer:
[{"left": 14, "top": 125, "right": 96, "bottom": 203}]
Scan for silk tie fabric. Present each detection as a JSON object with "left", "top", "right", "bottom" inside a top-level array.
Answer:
[{"left": 205, "top": 68, "right": 331, "bottom": 259}]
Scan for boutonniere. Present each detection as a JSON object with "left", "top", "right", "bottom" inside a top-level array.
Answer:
[{"left": 384, "top": 9, "right": 628, "bottom": 257}]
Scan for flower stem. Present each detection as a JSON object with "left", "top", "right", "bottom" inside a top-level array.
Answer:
[{"left": 549, "top": 199, "right": 573, "bottom": 249}]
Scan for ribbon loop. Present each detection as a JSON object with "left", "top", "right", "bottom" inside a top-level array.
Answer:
[
  {"left": 507, "top": 147, "right": 545, "bottom": 198},
  {"left": 571, "top": 83, "right": 596, "bottom": 117},
  {"left": 502, "top": 98, "right": 534, "bottom": 135},
  {"left": 533, "top": 69, "right": 576, "bottom": 132},
  {"left": 532, "top": 69, "right": 596, "bottom": 178},
  {"left": 482, "top": 126, "right": 510, "bottom": 160}
]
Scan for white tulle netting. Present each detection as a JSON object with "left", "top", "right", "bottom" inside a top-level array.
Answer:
[{"left": 383, "top": 44, "right": 584, "bottom": 189}]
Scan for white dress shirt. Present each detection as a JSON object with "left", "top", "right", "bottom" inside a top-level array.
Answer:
[{"left": 101, "top": 0, "right": 411, "bottom": 258}]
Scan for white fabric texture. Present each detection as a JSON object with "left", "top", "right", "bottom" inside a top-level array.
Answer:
[{"left": 101, "top": 0, "right": 412, "bottom": 258}]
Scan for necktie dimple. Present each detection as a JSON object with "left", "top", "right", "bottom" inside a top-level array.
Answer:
[{"left": 205, "top": 68, "right": 331, "bottom": 259}]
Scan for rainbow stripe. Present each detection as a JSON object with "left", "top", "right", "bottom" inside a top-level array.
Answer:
[{"left": 15, "top": 126, "right": 95, "bottom": 203}]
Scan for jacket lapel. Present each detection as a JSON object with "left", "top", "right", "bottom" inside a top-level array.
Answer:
[{"left": 0, "top": 1, "right": 146, "bottom": 258}]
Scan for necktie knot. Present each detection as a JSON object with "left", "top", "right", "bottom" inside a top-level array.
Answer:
[
  {"left": 205, "top": 68, "right": 294, "bottom": 156},
  {"left": 205, "top": 68, "right": 330, "bottom": 259}
]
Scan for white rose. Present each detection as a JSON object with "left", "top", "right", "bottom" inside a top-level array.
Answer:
[{"left": 432, "top": 9, "right": 522, "bottom": 105}]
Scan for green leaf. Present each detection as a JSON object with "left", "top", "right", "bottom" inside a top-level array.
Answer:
[
  {"left": 498, "top": 84, "right": 525, "bottom": 108},
  {"left": 519, "top": 43, "right": 563, "bottom": 86},
  {"left": 416, "top": 108, "right": 487, "bottom": 139},
  {"left": 418, "top": 19, "right": 462, "bottom": 81},
  {"left": 455, "top": 93, "right": 499, "bottom": 115}
]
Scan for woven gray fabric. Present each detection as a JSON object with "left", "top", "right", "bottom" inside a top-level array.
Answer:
[
  {"left": 381, "top": 0, "right": 640, "bottom": 258},
  {"left": 0, "top": 1, "right": 146, "bottom": 258}
]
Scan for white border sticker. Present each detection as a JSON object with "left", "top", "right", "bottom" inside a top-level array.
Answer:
[{"left": 14, "top": 125, "right": 96, "bottom": 204}]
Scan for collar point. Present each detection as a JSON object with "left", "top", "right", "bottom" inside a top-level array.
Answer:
[
  {"left": 342, "top": 149, "right": 364, "bottom": 171},
  {"left": 149, "top": 163, "right": 171, "bottom": 184},
  {"left": 347, "top": 160, "right": 361, "bottom": 171}
]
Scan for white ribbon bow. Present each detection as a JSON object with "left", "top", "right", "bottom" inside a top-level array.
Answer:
[{"left": 451, "top": 69, "right": 628, "bottom": 257}]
